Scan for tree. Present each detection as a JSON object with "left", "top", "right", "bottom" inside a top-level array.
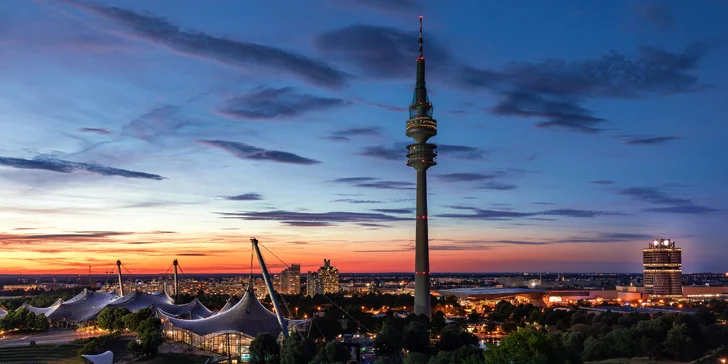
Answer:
[
  {"left": 96, "top": 307, "right": 129, "bottom": 331},
  {"left": 562, "top": 331, "right": 585, "bottom": 354},
  {"left": 374, "top": 356, "right": 402, "bottom": 364},
  {"left": 374, "top": 324, "right": 402, "bottom": 357},
  {"left": 582, "top": 336, "right": 611, "bottom": 362},
  {"left": 617, "top": 315, "right": 637, "bottom": 328},
  {"left": 128, "top": 317, "right": 163, "bottom": 358},
  {"left": 720, "top": 309, "right": 728, "bottom": 321},
  {"left": 439, "top": 324, "right": 478, "bottom": 352},
  {"left": 310, "top": 341, "right": 350, "bottom": 364},
  {"left": 569, "top": 313, "right": 587, "bottom": 326},
  {"left": 122, "top": 308, "right": 152, "bottom": 332},
  {"left": 403, "top": 352, "right": 428, "bottom": 364},
  {"left": 430, "top": 311, "right": 446, "bottom": 334},
  {"left": 249, "top": 333, "right": 280, "bottom": 364},
  {"left": 485, "top": 328, "right": 568, "bottom": 364},
  {"left": 280, "top": 334, "right": 314, "bottom": 364},
  {"left": 452, "top": 346, "right": 484, "bottom": 364},
  {"left": 663, "top": 322, "right": 693, "bottom": 361},
  {"left": 402, "top": 321, "right": 429, "bottom": 354}
]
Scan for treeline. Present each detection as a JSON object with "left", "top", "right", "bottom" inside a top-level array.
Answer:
[
  {"left": 475, "top": 300, "right": 728, "bottom": 363},
  {"left": 0, "top": 287, "right": 85, "bottom": 310},
  {"left": 0, "top": 307, "right": 50, "bottom": 331}
]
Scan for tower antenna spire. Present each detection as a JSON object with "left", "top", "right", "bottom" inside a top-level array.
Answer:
[{"left": 419, "top": 16, "right": 423, "bottom": 59}]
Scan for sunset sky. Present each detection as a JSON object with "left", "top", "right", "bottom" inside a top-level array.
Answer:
[{"left": 1, "top": 0, "right": 727, "bottom": 275}]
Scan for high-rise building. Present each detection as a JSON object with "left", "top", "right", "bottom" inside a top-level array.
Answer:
[
  {"left": 280, "top": 264, "right": 301, "bottom": 294},
  {"left": 318, "top": 259, "right": 340, "bottom": 294},
  {"left": 643, "top": 239, "right": 683, "bottom": 298},
  {"left": 405, "top": 16, "right": 437, "bottom": 318},
  {"left": 306, "top": 271, "right": 323, "bottom": 296}
]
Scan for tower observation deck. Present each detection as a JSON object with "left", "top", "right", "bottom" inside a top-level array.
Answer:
[{"left": 406, "top": 16, "right": 436, "bottom": 318}]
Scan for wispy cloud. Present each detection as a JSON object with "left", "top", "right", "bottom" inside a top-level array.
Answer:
[
  {"left": 332, "top": 199, "right": 384, "bottom": 204},
  {"left": 633, "top": 1, "right": 674, "bottom": 30},
  {"left": 218, "top": 209, "right": 408, "bottom": 227},
  {"left": 64, "top": 1, "right": 349, "bottom": 88},
  {"left": 79, "top": 127, "right": 112, "bottom": 135},
  {"left": 617, "top": 187, "right": 718, "bottom": 214},
  {"left": 620, "top": 135, "right": 680, "bottom": 145},
  {"left": 0, "top": 155, "right": 165, "bottom": 180},
  {"left": 437, "top": 144, "right": 490, "bottom": 160},
  {"left": 340, "top": 0, "right": 418, "bottom": 13},
  {"left": 323, "top": 127, "right": 382, "bottom": 142},
  {"left": 359, "top": 146, "right": 402, "bottom": 161},
  {"left": 459, "top": 42, "right": 711, "bottom": 133},
  {"left": 216, "top": 87, "right": 349, "bottom": 121},
  {"left": 329, "top": 177, "right": 415, "bottom": 190},
  {"left": 314, "top": 24, "right": 448, "bottom": 78},
  {"left": 371, "top": 208, "right": 413, "bottom": 214},
  {"left": 477, "top": 182, "right": 518, "bottom": 190},
  {"left": 199, "top": 140, "right": 320, "bottom": 165},
  {"left": 438, "top": 206, "right": 625, "bottom": 220},
  {"left": 590, "top": 180, "right": 615, "bottom": 185},
  {"left": 223, "top": 193, "right": 263, "bottom": 201},
  {"left": 435, "top": 173, "right": 496, "bottom": 182}
]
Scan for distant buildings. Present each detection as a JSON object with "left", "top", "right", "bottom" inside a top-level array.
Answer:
[
  {"left": 319, "top": 259, "right": 340, "bottom": 294},
  {"left": 280, "top": 264, "right": 301, "bottom": 294},
  {"left": 306, "top": 259, "right": 340, "bottom": 295},
  {"left": 306, "top": 271, "right": 322, "bottom": 296},
  {"left": 643, "top": 239, "right": 683, "bottom": 298}
]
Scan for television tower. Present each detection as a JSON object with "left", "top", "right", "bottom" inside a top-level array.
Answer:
[{"left": 406, "top": 16, "right": 437, "bottom": 318}]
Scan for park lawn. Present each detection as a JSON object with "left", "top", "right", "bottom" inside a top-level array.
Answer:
[
  {"left": 0, "top": 343, "right": 83, "bottom": 364},
  {"left": 586, "top": 358, "right": 683, "bottom": 364}
]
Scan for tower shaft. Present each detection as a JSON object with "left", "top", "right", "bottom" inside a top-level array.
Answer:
[{"left": 414, "top": 169, "right": 431, "bottom": 316}]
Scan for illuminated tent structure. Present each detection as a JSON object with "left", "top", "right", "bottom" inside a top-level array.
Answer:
[
  {"left": 0, "top": 308, "right": 7, "bottom": 319},
  {"left": 218, "top": 295, "right": 240, "bottom": 313},
  {"left": 107, "top": 290, "right": 173, "bottom": 312},
  {"left": 155, "top": 298, "right": 214, "bottom": 319},
  {"left": 81, "top": 350, "right": 113, "bottom": 364},
  {"left": 160, "top": 284, "right": 306, "bottom": 358},
  {"left": 20, "top": 289, "right": 215, "bottom": 326},
  {"left": 21, "top": 289, "right": 119, "bottom": 324}
]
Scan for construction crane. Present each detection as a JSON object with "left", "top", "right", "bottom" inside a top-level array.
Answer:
[{"left": 251, "top": 237, "right": 289, "bottom": 338}]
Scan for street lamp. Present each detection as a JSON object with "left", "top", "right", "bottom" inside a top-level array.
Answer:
[
  {"left": 719, "top": 358, "right": 725, "bottom": 364},
  {"left": 295, "top": 307, "right": 298, "bottom": 318}
]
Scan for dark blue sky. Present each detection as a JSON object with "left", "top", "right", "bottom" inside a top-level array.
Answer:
[{"left": 0, "top": 0, "right": 726, "bottom": 274}]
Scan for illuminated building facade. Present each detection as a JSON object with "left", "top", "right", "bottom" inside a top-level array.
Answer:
[
  {"left": 280, "top": 264, "right": 301, "bottom": 294},
  {"left": 318, "top": 259, "right": 340, "bottom": 294},
  {"left": 306, "top": 271, "right": 322, "bottom": 296},
  {"left": 643, "top": 239, "right": 683, "bottom": 298}
]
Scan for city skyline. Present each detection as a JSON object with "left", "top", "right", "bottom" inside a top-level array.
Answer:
[{"left": 1, "top": 0, "right": 727, "bottom": 275}]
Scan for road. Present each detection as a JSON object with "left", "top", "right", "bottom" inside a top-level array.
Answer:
[{"left": 0, "top": 329, "right": 100, "bottom": 347}]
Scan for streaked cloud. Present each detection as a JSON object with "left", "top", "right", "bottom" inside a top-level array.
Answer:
[
  {"left": 0, "top": 155, "right": 165, "bottom": 180},
  {"left": 216, "top": 87, "right": 349, "bottom": 120},
  {"left": 64, "top": 1, "right": 349, "bottom": 88},
  {"left": 199, "top": 140, "right": 321, "bottom": 165}
]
